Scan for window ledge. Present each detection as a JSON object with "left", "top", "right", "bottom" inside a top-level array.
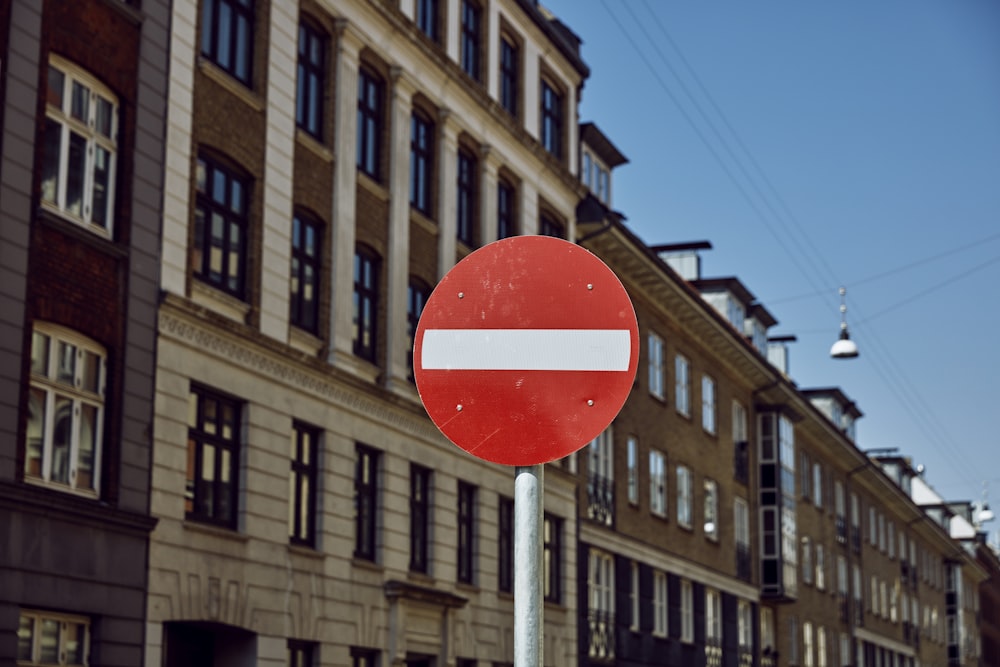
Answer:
[
  {"left": 190, "top": 280, "right": 251, "bottom": 324},
  {"left": 295, "top": 129, "right": 334, "bottom": 162},
  {"left": 351, "top": 557, "right": 384, "bottom": 572},
  {"left": 37, "top": 206, "right": 123, "bottom": 256},
  {"left": 289, "top": 325, "right": 324, "bottom": 357},
  {"left": 198, "top": 58, "right": 264, "bottom": 112},
  {"left": 331, "top": 349, "right": 381, "bottom": 385},
  {"left": 357, "top": 172, "right": 389, "bottom": 202},
  {"left": 411, "top": 209, "right": 438, "bottom": 237},
  {"left": 182, "top": 519, "right": 249, "bottom": 542},
  {"left": 288, "top": 543, "right": 324, "bottom": 560}
]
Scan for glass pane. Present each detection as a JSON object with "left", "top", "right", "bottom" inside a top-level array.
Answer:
[
  {"left": 212, "top": 168, "right": 227, "bottom": 204},
  {"left": 65, "top": 622, "right": 86, "bottom": 664},
  {"left": 91, "top": 145, "right": 111, "bottom": 228},
  {"left": 292, "top": 216, "right": 301, "bottom": 250},
  {"left": 185, "top": 437, "right": 196, "bottom": 513},
  {"left": 199, "top": 443, "right": 216, "bottom": 517},
  {"left": 196, "top": 159, "right": 207, "bottom": 192},
  {"left": 41, "top": 120, "right": 63, "bottom": 204},
  {"left": 71, "top": 81, "right": 90, "bottom": 122},
  {"left": 288, "top": 470, "right": 296, "bottom": 537},
  {"left": 227, "top": 221, "right": 241, "bottom": 291},
  {"left": 31, "top": 332, "right": 50, "bottom": 376},
  {"left": 25, "top": 389, "right": 46, "bottom": 479},
  {"left": 39, "top": 618, "right": 59, "bottom": 663},
  {"left": 209, "top": 213, "right": 225, "bottom": 281},
  {"left": 17, "top": 615, "right": 33, "bottom": 660},
  {"left": 203, "top": 398, "right": 217, "bottom": 435},
  {"left": 230, "top": 179, "right": 243, "bottom": 214},
  {"left": 300, "top": 476, "right": 310, "bottom": 537},
  {"left": 193, "top": 207, "right": 206, "bottom": 271},
  {"left": 221, "top": 403, "right": 234, "bottom": 441},
  {"left": 217, "top": 2, "right": 233, "bottom": 69},
  {"left": 219, "top": 448, "right": 232, "bottom": 521},
  {"left": 52, "top": 396, "right": 73, "bottom": 485},
  {"left": 57, "top": 341, "right": 76, "bottom": 385},
  {"left": 47, "top": 66, "right": 65, "bottom": 108},
  {"left": 78, "top": 403, "right": 97, "bottom": 491},
  {"left": 81, "top": 351, "right": 101, "bottom": 394},
  {"left": 302, "top": 431, "right": 311, "bottom": 464},
  {"left": 95, "top": 96, "right": 113, "bottom": 137},
  {"left": 235, "top": 14, "right": 250, "bottom": 81},
  {"left": 66, "top": 132, "right": 87, "bottom": 216}
]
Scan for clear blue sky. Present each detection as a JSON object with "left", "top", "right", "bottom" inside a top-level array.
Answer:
[{"left": 543, "top": 0, "right": 1000, "bottom": 514}]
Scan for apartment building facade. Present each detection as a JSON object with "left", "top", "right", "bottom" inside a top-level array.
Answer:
[
  {"left": 148, "top": 0, "right": 586, "bottom": 665},
  {"left": 0, "top": 0, "right": 169, "bottom": 664}
]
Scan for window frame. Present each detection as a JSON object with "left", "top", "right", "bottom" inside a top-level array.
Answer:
[
  {"left": 456, "top": 146, "right": 478, "bottom": 246},
  {"left": 539, "top": 78, "right": 564, "bottom": 159},
  {"left": 496, "top": 177, "right": 517, "bottom": 239},
  {"left": 498, "top": 496, "right": 514, "bottom": 593},
  {"left": 647, "top": 332, "right": 665, "bottom": 399},
  {"left": 676, "top": 465, "right": 692, "bottom": 528},
  {"left": 680, "top": 579, "right": 694, "bottom": 643},
  {"left": 701, "top": 374, "right": 717, "bottom": 434},
  {"left": 539, "top": 212, "right": 564, "bottom": 239},
  {"left": 186, "top": 385, "right": 242, "bottom": 529},
  {"left": 653, "top": 570, "right": 668, "bottom": 637},
  {"left": 457, "top": 481, "right": 476, "bottom": 583},
  {"left": 194, "top": 154, "right": 250, "bottom": 299},
  {"left": 41, "top": 57, "right": 119, "bottom": 237},
  {"left": 407, "top": 278, "right": 431, "bottom": 379},
  {"left": 410, "top": 463, "right": 432, "bottom": 573},
  {"left": 289, "top": 421, "right": 319, "bottom": 547},
  {"left": 288, "top": 639, "right": 318, "bottom": 667},
  {"left": 290, "top": 211, "right": 323, "bottom": 333},
  {"left": 17, "top": 610, "right": 91, "bottom": 665},
  {"left": 460, "top": 0, "right": 483, "bottom": 82},
  {"left": 200, "top": 0, "right": 254, "bottom": 86},
  {"left": 706, "top": 587, "right": 722, "bottom": 645},
  {"left": 703, "top": 478, "right": 719, "bottom": 541},
  {"left": 410, "top": 109, "right": 435, "bottom": 216},
  {"left": 626, "top": 435, "right": 638, "bottom": 505},
  {"left": 354, "top": 443, "right": 379, "bottom": 561},
  {"left": 25, "top": 324, "right": 106, "bottom": 497},
  {"left": 543, "top": 512, "right": 562, "bottom": 603},
  {"left": 675, "top": 354, "right": 690, "bottom": 417},
  {"left": 499, "top": 33, "right": 519, "bottom": 117},
  {"left": 296, "top": 19, "right": 326, "bottom": 140},
  {"left": 357, "top": 66, "right": 384, "bottom": 180},
  {"left": 649, "top": 449, "right": 667, "bottom": 517},
  {"left": 416, "top": 0, "right": 441, "bottom": 43},
  {"left": 353, "top": 245, "right": 380, "bottom": 363}
]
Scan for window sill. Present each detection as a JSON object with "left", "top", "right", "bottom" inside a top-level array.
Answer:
[
  {"left": 24, "top": 476, "right": 100, "bottom": 501},
  {"left": 295, "top": 128, "right": 334, "bottom": 162},
  {"left": 37, "top": 206, "right": 123, "bottom": 256},
  {"left": 351, "top": 556, "right": 384, "bottom": 572},
  {"left": 357, "top": 171, "right": 389, "bottom": 202},
  {"left": 289, "top": 325, "right": 324, "bottom": 357},
  {"left": 410, "top": 208, "right": 438, "bottom": 237},
  {"left": 182, "top": 519, "right": 248, "bottom": 542},
  {"left": 331, "top": 350, "right": 381, "bottom": 385},
  {"left": 198, "top": 58, "right": 264, "bottom": 112},
  {"left": 190, "top": 280, "right": 251, "bottom": 324},
  {"left": 288, "top": 543, "right": 324, "bottom": 560}
]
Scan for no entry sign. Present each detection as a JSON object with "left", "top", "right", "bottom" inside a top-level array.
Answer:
[{"left": 414, "top": 235, "right": 639, "bottom": 466}]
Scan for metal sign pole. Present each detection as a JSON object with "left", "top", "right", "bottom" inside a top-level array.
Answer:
[{"left": 514, "top": 464, "right": 544, "bottom": 667}]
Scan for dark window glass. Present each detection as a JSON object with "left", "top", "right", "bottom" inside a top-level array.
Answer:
[
  {"left": 357, "top": 67, "right": 384, "bottom": 180},
  {"left": 201, "top": 0, "right": 254, "bottom": 85},
  {"left": 289, "top": 422, "right": 319, "bottom": 546},
  {"left": 407, "top": 279, "right": 430, "bottom": 379},
  {"left": 461, "top": 0, "right": 482, "bottom": 81},
  {"left": 353, "top": 246, "right": 380, "bottom": 363},
  {"left": 288, "top": 640, "right": 317, "bottom": 667},
  {"left": 410, "top": 464, "right": 431, "bottom": 573},
  {"left": 194, "top": 156, "right": 249, "bottom": 299},
  {"left": 498, "top": 496, "right": 514, "bottom": 592},
  {"left": 497, "top": 179, "right": 516, "bottom": 239},
  {"left": 296, "top": 21, "right": 325, "bottom": 139},
  {"left": 354, "top": 443, "right": 379, "bottom": 560},
  {"left": 540, "top": 80, "right": 563, "bottom": 158},
  {"left": 539, "top": 213, "right": 563, "bottom": 239},
  {"left": 457, "top": 482, "right": 476, "bottom": 583},
  {"left": 457, "top": 148, "right": 477, "bottom": 246},
  {"left": 416, "top": 0, "right": 439, "bottom": 42},
  {"left": 410, "top": 110, "right": 435, "bottom": 215},
  {"left": 186, "top": 386, "right": 241, "bottom": 528},
  {"left": 499, "top": 37, "right": 519, "bottom": 116},
  {"left": 290, "top": 212, "right": 322, "bottom": 333},
  {"left": 543, "top": 513, "right": 562, "bottom": 603}
]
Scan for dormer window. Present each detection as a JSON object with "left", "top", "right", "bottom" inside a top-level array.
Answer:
[{"left": 580, "top": 148, "right": 610, "bottom": 205}]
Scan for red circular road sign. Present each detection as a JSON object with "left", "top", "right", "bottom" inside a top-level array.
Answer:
[{"left": 414, "top": 235, "right": 639, "bottom": 466}]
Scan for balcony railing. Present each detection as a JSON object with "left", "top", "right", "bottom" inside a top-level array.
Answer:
[
  {"left": 586, "top": 609, "right": 615, "bottom": 659},
  {"left": 587, "top": 475, "right": 614, "bottom": 527},
  {"left": 705, "top": 640, "right": 723, "bottom": 667},
  {"left": 738, "top": 649, "right": 754, "bottom": 667}
]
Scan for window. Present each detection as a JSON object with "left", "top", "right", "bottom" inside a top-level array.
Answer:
[
  {"left": 675, "top": 355, "right": 690, "bottom": 417},
  {"left": 289, "top": 422, "right": 319, "bottom": 546},
  {"left": 407, "top": 279, "right": 430, "bottom": 378},
  {"left": 703, "top": 478, "right": 718, "bottom": 540},
  {"left": 457, "top": 147, "right": 477, "bottom": 246},
  {"left": 629, "top": 561, "right": 639, "bottom": 631},
  {"left": 650, "top": 450, "right": 666, "bottom": 516},
  {"left": 290, "top": 212, "right": 322, "bottom": 333},
  {"left": 738, "top": 600, "right": 753, "bottom": 652},
  {"left": 812, "top": 462, "right": 823, "bottom": 509},
  {"left": 409, "top": 464, "right": 431, "bottom": 573},
  {"left": 801, "top": 452, "right": 812, "bottom": 501},
  {"left": 582, "top": 152, "right": 592, "bottom": 189},
  {"left": 194, "top": 155, "right": 249, "bottom": 298},
  {"left": 357, "top": 67, "right": 384, "bottom": 179},
  {"left": 25, "top": 325, "right": 105, "bottom": 495},
  {"left": 588, "top": 550, "right": 615, "bottom": 658},
  {"left": 543, "top": 513, "right": 562, "bottom": 603},
  {"left": 498, "top": 496, "right": 513, "bottom": 592},
  {"left": 587, "top": 426, "right": 614, "bottom": 526},
  {"left": 627, "top": 436, "right": 638, "bottom": 505},
  {"left": 803, "top": 621, "right": 814, "bottom": 667},
  {"left": 539, "top": 213, "right": 563, "bottom": 239},
  {"left": 41, "top": 59, "right": 118, "bottom": 236},
  {"left": 676, "top": 465, "right": 692, "bottom": 527},
  {"left": 460, "top": 0, "right": 482, "bottom": 81},
  {"left": 735, "top": 497, "right": 751, "bottom": 579},
  {"left": 816, "top": 543, "right": 826, "bottom": 590},
  {"left": 816, "top": 626, "right": 827, "bottom": 667},
  {"left": 888, "top": 520, "right": 895, "bottom": 559},
  {"left": 352, "top": 647, "right": 379, "bottom": 667},
  {"left": 499, "top": 35, "right": 519, "bottom": 116},
  {"left": 354, "top": 443, "right": 379, "bottom": 560},
  {"left": 701, "top": 375, "right": 716, "bottom": 434},
  {"left": 457, "top": 482, "right": 476, "bottom": 583},
  {"left": 288, "top": 640, "right": 317, "bottom": 667},
  {"left": 17, "top": 611, "right": 89, "bottom": 665},
  {"left": 788, "top": 617, "right": 799, "bottom": 665},
  {"left": 540, "top": 80, "right": 563, "bottom": 158},
  {"left": 187, "top": 386, "right": 241, "bottom": 528},
  {"left": 416, "top": 0, "right": 440, "bottom": 42},
  {"left": 802, "top": 537, "right": 813, "bottom": 584},
  {"left": 647, "top": 333, "right": 664, "bottom": 399},
  {"left": 706, "top": 588, "right": 722, "bottom": 645},
  {"left": 761, "top": 607, "right": 775, "bottom": 655},
  {"left": 839, "top": 633, "right": 850, "bottom": 667},
  {"left": 410, "top": 110, "right": 434, "bottom": 215},
  {"left": 869, "top": 506, "right": 877, "bottom": 545},
  {"left": 680, "top": 579, "right": 694, "bottom": 643},
  {"left": 353, "top": 246, "right": 379, "bottom": 363},
  {"left": 653, "top": 570, "right": 668, "bottom": 637},
  {"left": 497, "top": 177, "right": 516, "bottom": 239},
  {"left": 201, "top": 0, "right": 254, "bottom": 85},
  {"left": 296, "top": 20, "right": 325, "bottom": 139}
]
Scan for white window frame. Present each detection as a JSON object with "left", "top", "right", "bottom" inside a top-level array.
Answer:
[
  {"left": 650, "top": 449, "right": 666, "bottom": 516},
  {"left": 25, "top": 323, "right": 106, "bottom": 497},
  {"left": 703, "top": 478, "right": 719, "bottom": 540},
  {"left": 627, "top": 436, "right": 638, "bottom": 505},
  {"left": 816, "top": 626, "right": 827, "bottom": 667},
  {"left": 733, "top": 400, "right": 747, "bottom": 442},
  {"left": 676, "top": 465, "right": 692, "bottom": 528},
  {"left": 589, "top": 549, "right": 615, "bottom": 615},
  {"left": 735, "top": 497, "right": 750, "bottom": 549},
  {"left": 738, "top": 599, "right": 753, "bottom": 652},
  {"left": 17, "top": 610, "right": 91, "bottom": 665},
  {"left": 648, "top": 332, "right": 665, "bottom": 400},
  {"left": 653, "top": 570, "right": 668, "bottom": 637},
  {"left": 840, "top": 632, "right": 850, "bottom": 667},
  {"left": 589, "top": 426, "right": 614, "bottom": 481},
  {"left": 41, "top": 56, "right": 118, "bottom": 237},
  {"left": 701, "top": 374, "right": 716, "bottom": 434},
  {"left": 706, "top": 587, "right": 722, "bottom": 644},
  {"left": 803, "top": 621, "right": 814, "bottom": 667},
  {"left": 680, "top": 578, "right": 694, "bottom": 643},
  {"left": 761, "top": 607, "right": 775, "bottom": 654},
  {"left": 674, "top": 354, "right": 690, "bottom": 417}
]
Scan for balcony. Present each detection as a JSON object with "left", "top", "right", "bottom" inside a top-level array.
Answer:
[
  {"left": 586, "top": 609, "right": 615, "bottom": 660},
  {"left": 587, "top": 475, "right": 615, "bottom": 527}
]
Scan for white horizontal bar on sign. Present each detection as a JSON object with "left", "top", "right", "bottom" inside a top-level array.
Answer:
[{"left": 421, "top": 329, "right": 631, "bottom": 371}]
